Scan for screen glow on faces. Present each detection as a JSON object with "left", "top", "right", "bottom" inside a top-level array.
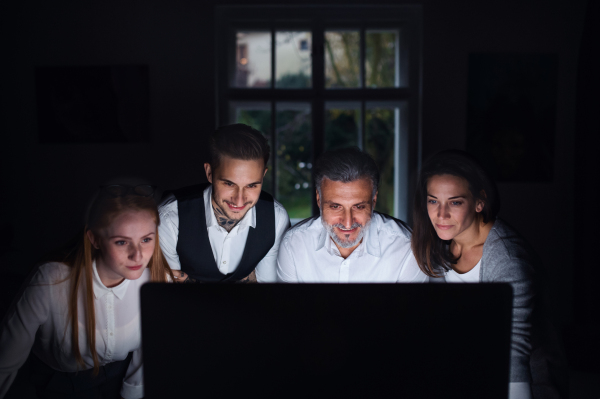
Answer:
[
  {"left": 87, "top": 210, "right": 157, "bottom": 288},
  {"left": 317, "top": 177, "right": 376, "bottom": 250},
  {"left": 426, "top": 174, "right": 484, "bottom": 241},
  {"left": 205, "top": 155, "right": 267, "bottom": 223}
]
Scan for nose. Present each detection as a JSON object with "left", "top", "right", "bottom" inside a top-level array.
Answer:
[
  {"left": 341, "top": 208, "right": 353, "bottom": 229},
  {"left": 129, "top": 243, "right": 143, "bottom": 263},
  {"left": 233, "top": 187, "right": 244, "bottom": 206},
  {"left": 437, "top": 202, "right": 450, "bottom": 220}
]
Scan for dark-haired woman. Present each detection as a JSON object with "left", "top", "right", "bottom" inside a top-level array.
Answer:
[
  {"left": 411, "top": 150, "right": 564, "bottom": 399},
  {"left": 0, "top": 186, "right": 173, "bottom": 399}
]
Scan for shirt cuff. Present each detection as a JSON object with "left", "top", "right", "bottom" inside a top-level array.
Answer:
[{"left": 121, "top": 380, "right": 144, "bottom": 399}]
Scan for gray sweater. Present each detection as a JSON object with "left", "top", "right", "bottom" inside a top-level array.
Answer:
[{"left": 431, "top": 219, "right": 535, "bottom": 383}]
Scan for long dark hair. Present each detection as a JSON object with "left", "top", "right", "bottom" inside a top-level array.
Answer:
[{"left": 411, "top": 150, "right": 500, "bottom": 277}]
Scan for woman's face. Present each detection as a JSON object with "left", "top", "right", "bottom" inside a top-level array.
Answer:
[
  {"left": 426, "top": 174, "right": 484, "bottom": 241},
  {"left": 87, "top": 210, "right": 156, "bottom": 287}
]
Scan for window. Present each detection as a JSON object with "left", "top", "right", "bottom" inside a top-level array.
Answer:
[{"left": 216, "top": 6, "right": 422, "bottom": 224}]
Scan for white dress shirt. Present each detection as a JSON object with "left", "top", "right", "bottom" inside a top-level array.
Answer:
[
  {"left": 0, "top": 262, "right": 147, "bottom": 399},
  {"left": 158, "top": 185, "right": 290, "bottom": 282},
  {"left": 277, "top": 213, "right": 428, "bottom": 283}
]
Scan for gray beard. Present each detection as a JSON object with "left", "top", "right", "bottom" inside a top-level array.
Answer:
[{"left": 321, "top": 214, "right": 372, "bottom": 249}]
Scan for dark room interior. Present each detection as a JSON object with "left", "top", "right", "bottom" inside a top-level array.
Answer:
[{"left": 0, "top": 0, "right": 598, "bottom": 397}]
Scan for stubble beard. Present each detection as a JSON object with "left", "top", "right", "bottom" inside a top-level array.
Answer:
[{"left": 321, "top": 212, "right": 373, "bottom": 249}]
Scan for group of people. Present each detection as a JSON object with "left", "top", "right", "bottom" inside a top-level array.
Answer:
[{"left": 0, "top": 124, "right": 559, "bottom": 398}]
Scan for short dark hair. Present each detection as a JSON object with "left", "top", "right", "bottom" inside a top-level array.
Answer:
[
  {"left": 209, "top": 124, "right": 270, "bottom": 170},
  {"left": 411, "top": 149, "right": 500, "bottom": 277},
  {"left": 313, "top": 147, "right": 380, "bottom": 198}
]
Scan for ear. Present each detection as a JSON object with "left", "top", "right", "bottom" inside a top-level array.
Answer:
[
  {"left": 475, "top": 189, "right": 487, "bottom": 213},
  {"left": 204, "top": 163, "right": 213, "bottom": 184},
  {"left": 86, "top": 230, "right": 100, "bottom": 250},
  {"left": 263, "top": 167, "right": 268, "bottom": 178},
  {"left": 372, "top": 191, "right": 378, "bottom": 209},
  {"left": 316, "top": 189, "right": 321, "bottom": 209}
]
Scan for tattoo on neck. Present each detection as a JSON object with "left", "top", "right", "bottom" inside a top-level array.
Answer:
[{"left": 212, "top": 204, "right": 240, "bottom": 232}]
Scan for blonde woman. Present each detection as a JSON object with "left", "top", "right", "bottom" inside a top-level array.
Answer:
[{"left": 0, "top": 185, "right": 173, "bottom": 399}]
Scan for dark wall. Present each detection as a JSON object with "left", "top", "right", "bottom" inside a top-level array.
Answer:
[{"left": 0, "top": 0, "right": 589, "bottom": 328}]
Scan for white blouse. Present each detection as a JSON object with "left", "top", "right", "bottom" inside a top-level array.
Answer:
[{"left": 0, "top": 262, "right": 148, "bottom": 399}]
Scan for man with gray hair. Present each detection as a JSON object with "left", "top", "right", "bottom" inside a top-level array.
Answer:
[{"left": 277, "top": 147, "right": 427, "bottom": 283}]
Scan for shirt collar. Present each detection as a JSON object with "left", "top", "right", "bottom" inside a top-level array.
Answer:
[
  {"left": 315, "top": 215, "right": 381, "bottom": 258},
  {"left": 203, "top": 185, "right": 256, "bottom": 233},
  {"left": 92, "top": 260, "right": 130, "bottom": 300}
]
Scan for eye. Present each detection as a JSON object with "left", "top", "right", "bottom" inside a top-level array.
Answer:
[
  {"left": 142, "top": 237, "right": 153, "bottom": 243},
  {"left": 115, "top": 240, "right": 127, "bottom": 246},
  {"left": 330, "top": 205, "right": 340, "bottom": 209},
  {"left": 247, "top": 184, "right": 257, "bottom": 188},
  {"left": 451, "top": 201, "right": 463, "bottom": 206},
  {"left": 355, "top": 205, "right": 366, "bottom": 210},
  {"left": 224, "top": 182, "right": 234, "bottom": 187},
  {"left": 427, "top": 199, "right": 437, "bottom": 204}
]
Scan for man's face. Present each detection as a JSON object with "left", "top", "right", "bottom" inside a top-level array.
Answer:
[
  {"left": 204, "top": 155, "right": 267, "bottom": 223},
  {"left": 317, "top": 177, "right": 377, "bottom": 249}
]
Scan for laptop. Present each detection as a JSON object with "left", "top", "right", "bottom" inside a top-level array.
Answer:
[{"left": 141, "top": 283, "right": 512, "bottom": 398}]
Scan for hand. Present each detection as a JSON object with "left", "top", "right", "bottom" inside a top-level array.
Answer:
[
  {"left": 172, "top": 270, "right": 190, "bottom": 283},
  {"left": 237, "top": 270, "right": 257, "bottom": 283}
]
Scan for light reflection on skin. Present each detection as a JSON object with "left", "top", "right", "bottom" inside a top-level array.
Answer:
[
  {"left": 204, "top": 155, "right": 268, "bottom": 225},
  {"left": 426, "top": 174, "right": 492, "bottom": 273},
  {"left": 87, "top": 210, "right": 156, "bottom": 288},
  {"left": 317, "top": 177, "right": 377, "bottom": 259}
]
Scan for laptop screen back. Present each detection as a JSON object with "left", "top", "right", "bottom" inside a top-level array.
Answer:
[{"left": 141, "top": 283, "right": 512, "bottom": 398}]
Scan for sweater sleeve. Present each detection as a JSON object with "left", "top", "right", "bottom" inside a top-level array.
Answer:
[{"left": 484, "top": 232, "right": 536, "bottom": 383}]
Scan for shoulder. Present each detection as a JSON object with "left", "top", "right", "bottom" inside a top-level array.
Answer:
[
  {"left": 272, "top": 197, "right": 289, "bottom": 218},
  {"left": 26, "top": 262, "right": 72, "bottom": 290},
  {"left": 281, "top": 216, "right": 320, "bottom": 245},
  {"left": 372, "top": 212, "right": 412, "bottom": 243},
  {"left": 483, "top": 219, "right": 536, "bottom": 279},
  {"left": 158, "top": 192, "right": 178, "bottom": 216}
]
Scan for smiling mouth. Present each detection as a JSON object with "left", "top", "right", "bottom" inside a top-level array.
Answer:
[
  {"left": 225, "top": 201, "right": 249, "bottom": 211},
  {"left": 126, "top": 265, "right": 143, "bottom": 271},
  {"left": 436, "top": 224, "right": 453, "bottom": 230},
  {"left": 337, "top": 227, "right": 358, "bottom": 233}
]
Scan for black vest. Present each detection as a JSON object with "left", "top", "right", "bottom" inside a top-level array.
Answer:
[{"left": 172, "top": 183, "right": 276, "bottom": 283}]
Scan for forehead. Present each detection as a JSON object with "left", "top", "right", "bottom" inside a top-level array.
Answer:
[
  {"left": 103, "top": 210, "right": 156, "bottom": 236},
  {"left": 426, "top": 174, "right": 470, "bottom": 195},
  {"left": 320, "top": 178, "right": 373, "bottom": 203},
  {"left": 214, "top": 155, "right": 265, "bottom": 182}
]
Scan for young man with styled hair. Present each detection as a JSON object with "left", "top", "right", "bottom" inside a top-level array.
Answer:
[
  {"left": 158, "top": 124, "right": 290, "bottom": 283},
  {"left": 277, "top": 147, "right": 427, "bottom": 283}
]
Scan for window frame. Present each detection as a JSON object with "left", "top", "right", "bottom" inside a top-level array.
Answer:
[{"left": 215, "top": 5, "right": 422, "bottom": 221}]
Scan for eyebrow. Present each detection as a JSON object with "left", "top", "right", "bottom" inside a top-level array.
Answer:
[
  {"left": 219, "top": 178, "right": 262, "bottom": 186},
  {"left": 324, "top": 200, "right": 370, "bottom": 207},
  {"left": 427, "top": 194, "right": 467, "bottom": 200},
  {"left": 109, "top": 232, "right": 155, "bottom": 239}
]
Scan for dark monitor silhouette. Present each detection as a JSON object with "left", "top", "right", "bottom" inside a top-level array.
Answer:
[{"left": 141, "top": 283, "right": 512, "bottom": 399}]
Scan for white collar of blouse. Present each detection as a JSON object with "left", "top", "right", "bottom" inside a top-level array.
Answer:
[{"left": 91, "top": 260, "right": 131, "bottom": 300}]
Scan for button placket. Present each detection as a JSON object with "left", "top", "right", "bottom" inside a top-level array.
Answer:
[
  {"left": 339, "top": 260, "right": 350, "bottom": 283},
  {"left": 106, "top": 292, "right": 115, "bottom": 360},
  {"left": 221, "top": 233, "right": 231, "bottom": 274}
]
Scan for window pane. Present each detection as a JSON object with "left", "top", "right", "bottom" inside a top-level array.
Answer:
[
  {"left": 276, "top": 103, "right": 312, "bottom": 220},
  {"left": 325, "top": 102, "right": 360, "bottom": 150},
  {"left": 234, "top": 32, "right": 271, "bottom": 88},
  {"left": 365, "top": 106, "right": 397, "bottom": 215},
  {"left": 229, "top": 102, "right": 273, "bottom": 194},
  {"left": 275, "top": 32, "right": 312, "bottom": 88},
  {"left": 365, "top": 30, "right": 398, "bottom": 88},
  {"left": 325, "top": 31, "right": 360, "bottom": 88}
]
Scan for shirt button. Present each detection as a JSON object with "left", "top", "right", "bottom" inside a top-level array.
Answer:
[
  {"left": 110, "top": 332, "right": 113, "bottom": 336},
  {"left": 223, "top": 261, "right": 227, "bottom": 264}
]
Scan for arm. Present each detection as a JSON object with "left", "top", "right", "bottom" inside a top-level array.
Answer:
[
  {"left": 396, "top": 244, "right": 429, "bottom": 283},
  {"left": 120, "top": 348, "right": 143, "bottom": 399},
  {"left": 254, "top": 204, "right": 291, "bottom": 283},
  {"left": 158, "top": 205, "right": 181, "bottom": 271},
  {"left": 276, "top": 236, "right": 298, "bottom": 283},
  {"left": 0, "top": 266, "right": 52, "bottom": 397}
]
